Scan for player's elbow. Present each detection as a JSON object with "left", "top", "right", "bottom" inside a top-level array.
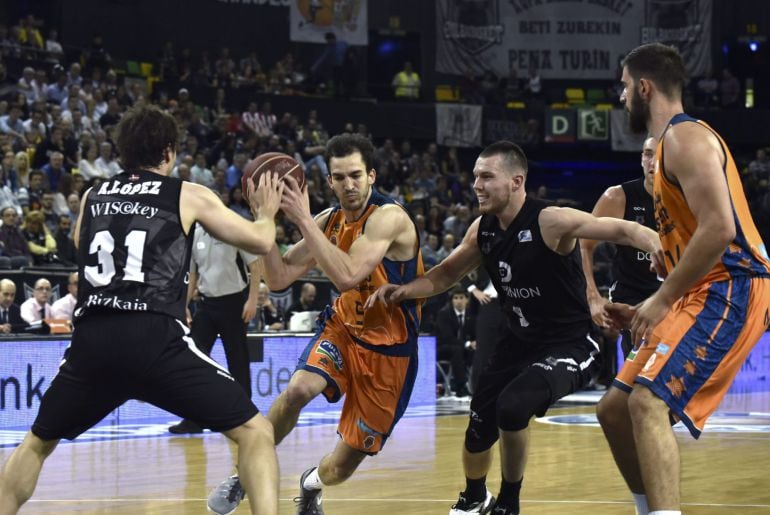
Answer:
[
  {"left": 716, "top": 223, "right": 736, "bottom": 246},
  {"left": 243, "top": 237, "right": 274, "bottom": 256},
  {"left": 247, "top": 239, "right": 271, "bottom": 256}
]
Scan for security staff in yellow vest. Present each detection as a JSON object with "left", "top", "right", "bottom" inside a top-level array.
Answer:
[{"left": 392, "top": 61, "right": 421, "bottom": 100}]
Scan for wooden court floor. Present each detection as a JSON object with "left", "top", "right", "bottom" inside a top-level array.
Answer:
[{"left": 4, "top": 400, "right": 770, "bottom": 514}]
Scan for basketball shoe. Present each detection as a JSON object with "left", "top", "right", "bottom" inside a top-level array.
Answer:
[
  {"left": 206, "top": 475, "right": 245, "bottom": 515},
  {"left": 449, "top": 489, "right": 495, "bottom": 514},
  {"left": 294, "top": 467, "right": 324, "bottom": 514}
]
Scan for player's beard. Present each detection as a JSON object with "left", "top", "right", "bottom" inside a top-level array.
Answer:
[
  {"left": 340, "top": 183, "right": 368, "bottom": 211},
  {"left": 628, "top": 88, "right": 650, "bottom": 134}
]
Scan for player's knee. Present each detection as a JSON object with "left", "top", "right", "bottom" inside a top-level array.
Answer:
[
  {"left": 627, "top": 385, "right": 665, "bottom": 421},
  {"left": 283, "top": 380, "right": 320, "bottom": 409},
  {"left": 596, "top": 392, "right": 626, "bottom": 430},
  {"left": 496, "top": 395, "right": 534, "bottom": 432},
  {"left": 464, "top": 419, "right": 497, "bottom": 453},
  {"left": 230, "top": 415, "right": 275, "bottom": 446},
  {"left": 25, "top": 431, "right": 58, "bottom": 458}
]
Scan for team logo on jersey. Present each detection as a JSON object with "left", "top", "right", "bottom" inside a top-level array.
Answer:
[
  {"left": 656, "top": 343, "right": 670, "bottom": 356},
  {"left": 357, "top": 418, "right": 382, "bottom": 450},
  {"left": 316, "top": 340, "right": 344, "bottom": 371},
  {"left": 498, "top": 261, "right": 512, "bottom": 282},
  {"left": 329, "top": 223, "right": 341, "bottom": 245},
  {"left": 517, "top": 230, "right": 532, "bottom": 242}
]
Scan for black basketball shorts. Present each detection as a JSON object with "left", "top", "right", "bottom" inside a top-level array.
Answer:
[
  {"left": 469, "top": 332, "right": 600, "bottom": 436},
  {"left": 32, "top": 311, "right": 258, "bottom": 441}
]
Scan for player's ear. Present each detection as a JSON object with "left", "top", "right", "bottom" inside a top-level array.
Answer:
[{"left": 638, "top": 78, "right": 652, "bottom": 100}]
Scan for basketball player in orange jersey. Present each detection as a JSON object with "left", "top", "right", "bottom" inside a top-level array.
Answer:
[
  {"left": 597, "top": 43, "right": 770, "bottom": 515},
  {"left": 208, "top": 133, "right": 423, "bottom": 515}
]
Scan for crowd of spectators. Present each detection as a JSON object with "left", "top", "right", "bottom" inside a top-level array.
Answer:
[{"left": 1, "top": 14, "right": 769, "bottom": 336}]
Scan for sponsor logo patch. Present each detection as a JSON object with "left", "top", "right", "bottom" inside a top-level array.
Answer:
[
  {"left": 642, "top": 353, "right": 657, "bottom": 373},
  {"left": 316, "top": 340, "right": 344, "bottom": 371},
  {"left": 518, "top": 229, "right": 532, "bottom": 242}
]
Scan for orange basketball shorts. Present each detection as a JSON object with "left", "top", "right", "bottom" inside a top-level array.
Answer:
[
  {"left": 613, "top": 276, "right": 770, "bottom": 438},
  {"left": 297, "top": 311, "right": 418, "bottom": 454}
]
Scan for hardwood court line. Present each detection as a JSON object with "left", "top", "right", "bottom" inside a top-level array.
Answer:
[{"left": 26, "top": 498, "right": 770, "bottom": 509}]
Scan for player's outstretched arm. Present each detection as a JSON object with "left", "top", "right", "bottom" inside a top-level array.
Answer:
[
  {"left": 365, "top": 217, "right": 483, "bottom": 308},
  {"left": 541, "top": 206, "right": 661, "bottom": 258},
  {"left": 181, "top": 173, "right": 283, "bottom": 255}
]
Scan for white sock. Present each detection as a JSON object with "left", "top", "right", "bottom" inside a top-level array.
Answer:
[
  {"left": 632, "top": 493, "right": 649, "bottom": 515},
  {"left": 649, "top": 511, "right": 681, "bottom": 515},
  {"left": 302, "top": 467, "right": 324, "bottom": 491}
]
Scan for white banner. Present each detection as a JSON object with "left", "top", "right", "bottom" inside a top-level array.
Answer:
[
  {"left": 436, "top": 0, "right": 712, "bottom": 79},
  {"left": 610, "top": 109, "right": 647, "bottom": 152},
  {"left": 436, "top": 104, "right": 482, "bottom": 148},
  {"left": 290, "top": 0, "right": 368, "bottom": 45}
]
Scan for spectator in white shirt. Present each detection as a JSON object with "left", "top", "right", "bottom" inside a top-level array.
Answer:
[
  {"left": 77, "top": 142, "right": 102, "bottom": 180},
  {"left": 22, "top": 109, "right": 47, "bottom": 139},
  {"left": 45, "top": 29, "right": 64, "bottom": 62},
  {"left": 20, "top": 278, "right": 53, "bottom": 323},
  {"left": 18, "top": 67, "right": 42, "bottom": 105},
  {"left": 94, "top": 141, "right": 121, "bottom": 178},
  {"left": 51, "top": 272, "right": 77, "bottom": 322},
  {"left": 191, "top": 152, "right": 214, "bottom": 187}
]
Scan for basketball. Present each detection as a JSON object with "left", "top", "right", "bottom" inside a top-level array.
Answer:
[{"left": 241, "top": 152, "right": 305, "bottom": 199}]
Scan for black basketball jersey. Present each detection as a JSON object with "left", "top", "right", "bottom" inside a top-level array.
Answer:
[
  {"left": 611, "top": 178, "right": 660, "bottom": 303},
  {"left": 75, "top": 170, "right": 194, "bottom": 322},
  {"left": 478, "top": 197, "right": 591, "bottom": 347}
]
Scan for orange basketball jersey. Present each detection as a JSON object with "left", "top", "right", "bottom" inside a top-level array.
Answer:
[
  {"left": 654, "top": 114, "right": 770, "bottom": 286},
  {"left": 322, "top": 189, "right": 424, "bottom": 346}
]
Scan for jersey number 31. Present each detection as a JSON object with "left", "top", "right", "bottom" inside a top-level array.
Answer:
[{"left": 84, "top": 230, "right": 147, "bottom": 286}]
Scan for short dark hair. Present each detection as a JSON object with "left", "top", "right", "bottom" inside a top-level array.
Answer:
[
  {"left": 479, "top": 140, "right": 528, "bottom": 176},
  {"left": 450, "top": 285, "right": 468, "bottom": 297},
  {"left": 622, "top": 43, "right": 686, "bottom": 99},
  {"left": 115, "top": 105, "right": 178, "bottom": 171},
  {"left": 325, "top": 133, "right": 375, "bottom": 173}
]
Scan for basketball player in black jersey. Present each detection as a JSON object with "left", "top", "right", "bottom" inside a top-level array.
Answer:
[
  {"left": 581, "top": 136, "right": 661, "bottom": 366},
  {"left": 0, "top": 106, "right": 283, "bottom": 515},
  {"left": 366, "top": 141, "right": 663, "bottom": 515}
]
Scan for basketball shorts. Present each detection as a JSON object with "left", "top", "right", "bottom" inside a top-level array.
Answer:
[
  {"left": 470, "top": 331, "right": 600, "bottom": 437},
  {"left": 614, "top": 276, "right": 770, "bottom": 438},
  {"left": 32, "top": 311, "right": 258, "bottom": 441},
  {"left": 297, "top": 309, "right": 418, "bottom": 454}
]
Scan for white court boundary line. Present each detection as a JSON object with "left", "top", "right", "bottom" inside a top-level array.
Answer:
[{"left": 26, "top": 498, "right": 770, "bottom": 508}]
